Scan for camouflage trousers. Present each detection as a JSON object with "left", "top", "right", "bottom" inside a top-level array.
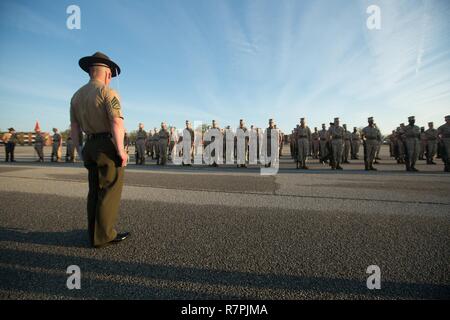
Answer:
[
  {"left": 34, "top": 143, "right": 44, "bottom": 160},
  {"left": 405, "top": 138, "right": 420, "bottom": 169},
  {"left": 297, "top": 138, "right": 309, "bottom": 167},
  {"left": 135, "top": 139, "right": 146, "bottom": 164},
  {"left": 51, "top": 143, "right": 61, "bottom": 161}
]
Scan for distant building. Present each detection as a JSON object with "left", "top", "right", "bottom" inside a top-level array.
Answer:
[{"left": 0, "top": 132, "right": 52, "bottom": 146}]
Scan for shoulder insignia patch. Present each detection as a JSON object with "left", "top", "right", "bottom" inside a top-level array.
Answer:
[{"left": 111, "top": 97, "right": 121, "bottom": 110}]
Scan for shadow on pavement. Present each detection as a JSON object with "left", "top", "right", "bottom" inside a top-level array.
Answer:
[
  {"left": 0, "top": 247, "right": 449, "bottom": 300},
  {"left": 0, "top": 227, "right": 89, "bottom": 249}
]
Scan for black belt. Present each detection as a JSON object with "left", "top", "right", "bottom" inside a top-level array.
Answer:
[
  {"left": 87, "top": 132, "right": 112, "bottom": 140},
  {"left": 366, "top": 137, "right": 377, "bottom": 140}
]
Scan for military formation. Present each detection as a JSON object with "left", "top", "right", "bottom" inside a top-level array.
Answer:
[
  {"left": 387, "top": 116, "right": 450, "bottom": 172},
  {"left": 288, "top": 115, "right": 450, "bottom": 172},
  {"left": 2, "top": 114, "right": 450, "bottom": 173}
]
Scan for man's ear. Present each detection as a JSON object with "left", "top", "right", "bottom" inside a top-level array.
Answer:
[{"left": 105, "top": 70, "right": 111, "bottom": 83}]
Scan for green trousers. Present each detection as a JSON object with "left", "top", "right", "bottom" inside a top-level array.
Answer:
[{"left": 83, "top": 137, "right": 124, "bottom": 247}]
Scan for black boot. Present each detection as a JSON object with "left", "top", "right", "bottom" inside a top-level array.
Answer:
[{"left": 405, "top": 162, "right": 411, "bottom": 172}]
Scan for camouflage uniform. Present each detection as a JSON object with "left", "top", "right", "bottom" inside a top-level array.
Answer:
[
  {"left": 401, "top": 117, "right": 420, "bottom": 172},
  {"left": 34, "top": 132, "right": 45, "bottom": 162},
  {"left": 296, "top": 121, "right": 311, "bottom": 169},
  {"left": 425, "top": 123, "right": 438, "bottom": 165},
  {"left": 328, "top": 119, "right": 345, "bottom": 170},
  {"left": 437, "top": 116, "right": 450, "bottom": 172},
  {"left": 135, "top": 128, "right": 147, "bottom": 165},
  {"left": 362, "top": 118, "right": 382, "bottom": 171}
]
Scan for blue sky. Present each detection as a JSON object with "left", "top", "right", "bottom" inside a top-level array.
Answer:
[{"left": 0, "top": 0, "right": 449, "bottom": 134}]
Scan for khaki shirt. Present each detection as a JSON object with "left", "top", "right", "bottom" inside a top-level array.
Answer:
[
  {"left": 402, "top": 125, "right": 420, "bottom": 140},
  {"left": 70, "top": 79, "right": 123, "bottom": 134},
  {"left": 328, "top": 126, "right": 345, "bottom": 140},
  {"left": 425, "top": 128, "right": 438, "bottom": 140},
  {"left": 438, "top": 123, "right": 450, "bottom": 139},
  {"left": 53, "top": 133, "right": 62, "bottom": 144},
  {"left": 319, "top": 129, "right": 328, "bottom": 141},
  {"left": 296, "top": 126, "right": 311, "bottom": 140},
  {"left": 170, "top": 132, "right": 178, "bottom": 142},
  {"left": 420, "top": 132, "right": 427, "bottom": 142},
  {"left": 35, "top": 133, "right": 44, "bottom": 145},
  {"left": 397, "top": 128, "right": 405, "bottom": 141},
  {"left": 351, "top": 132, "right": 361, "bottom": 141},
  {"left": 362, "top": 126, "right": 382, "bottom": 141},
  {"left": 343, "top": 130, "right": 352, "bottom": 141},
  {"left": 136, "top": 129, "right": 147, "bottom": 140},
  {"left": 151, "top": 133, "right": 159, "bottom": 142},
  {"left": 158, "top": 128, "right": 170, "bottom": 141},
  {"left": 311, "top": 132, "right": 319, "bottom": 141}
]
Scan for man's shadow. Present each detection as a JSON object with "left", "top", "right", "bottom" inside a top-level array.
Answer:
[{"left": 0, "top": 227, "right": 88, "bottom": 248}]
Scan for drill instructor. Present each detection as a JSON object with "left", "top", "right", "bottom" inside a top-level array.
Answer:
[{"left": 70, "top": 52, "right": 130, "bottom": 248}]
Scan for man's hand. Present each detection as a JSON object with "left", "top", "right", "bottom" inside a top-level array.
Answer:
[{"left": 118, "top": 148, "right": 128, "bottom": 167}]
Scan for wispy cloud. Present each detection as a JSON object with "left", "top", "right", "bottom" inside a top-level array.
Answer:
[
  {"left": 1, "top": 0, "right": 449, "bottom": 134},
  {"left": 0, "top": 1, "right": 72, "bottom": 40}
]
